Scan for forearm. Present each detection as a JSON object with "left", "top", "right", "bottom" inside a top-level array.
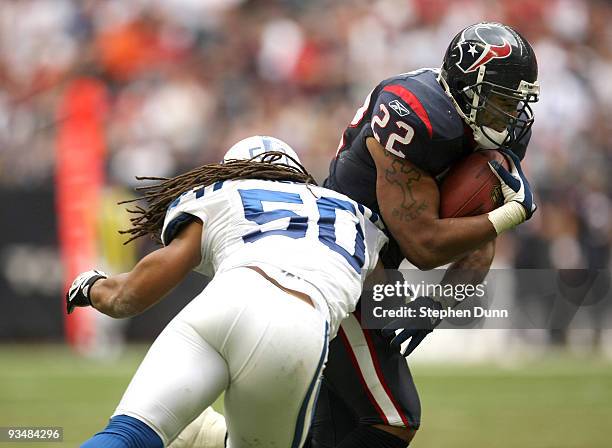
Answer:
[
  {"left": 393, "top": 213, "right": 497, "bottom": 270},
  {"left": 434, "top": 240, "right": 495, "bottom": 309},
  {"left": 426, "top": 215, "right": 497, "bottom": 268},
  {"left": 89, "top": 243, "right": 196, "bottom": 318},
  {"left": 90, "top": 274, "right": 144, "bottom": 319},
  {"left": 66, "top": 221, "right": 202, "bottom": 319}
]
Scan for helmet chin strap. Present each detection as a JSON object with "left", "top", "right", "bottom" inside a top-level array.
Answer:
[
  {"left": 473, "top": 126, "right": 508, "bottom": 149},
  {"left": 468, "top": 65, "right": 507, "bottom": 149}
]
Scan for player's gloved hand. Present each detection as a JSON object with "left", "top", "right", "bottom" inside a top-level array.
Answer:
[
  {"left": 66, "top": 270, "right": 107, "bottom": 314},
  {"left": 488, "top": 149, "right": 536, "bottom": 219},
  {"left": 380, "top": 296, "right": 442, "bottom": 357}
]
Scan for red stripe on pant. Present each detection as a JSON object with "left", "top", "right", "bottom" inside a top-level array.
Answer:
[
  {"left": 355, "top": 311, "right": 412, "bottom": 428},
  {"left": 337, "top": 327, "right": 389, "bottom": 424}
]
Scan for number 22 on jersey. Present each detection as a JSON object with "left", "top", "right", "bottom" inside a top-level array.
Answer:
[{"left": 372, "top": 103, "right": 415, "bottom": 157}]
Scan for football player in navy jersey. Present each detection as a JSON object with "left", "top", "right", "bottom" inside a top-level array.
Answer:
[
  {"left": 136, "top": 22, "right": 540, "bottom": 448},
  {"left": 308, "top": 22, "right": 540, "bottom": 447}
]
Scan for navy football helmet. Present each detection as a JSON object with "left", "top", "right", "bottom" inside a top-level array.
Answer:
[{"left": 439, "top": 22, "right": 540, "bottom": 149}]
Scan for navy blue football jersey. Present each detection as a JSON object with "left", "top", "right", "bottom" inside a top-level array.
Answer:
[{"left": 324, "top": 68, "right": 530, "bottom": 267}]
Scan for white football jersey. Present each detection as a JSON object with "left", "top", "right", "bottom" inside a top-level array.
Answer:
[{"left": 161, "top": 179, "right": 388, "bottom": 335}]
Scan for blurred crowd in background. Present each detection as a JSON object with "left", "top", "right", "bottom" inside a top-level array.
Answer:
[{"left": 0, "top": 0, "right": 610, "bottom": 273}]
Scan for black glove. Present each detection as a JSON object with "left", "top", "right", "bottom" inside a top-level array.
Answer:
[
  {"left": 66, "top": 270, "right": 108, "bottom": 314},
  {"left": 380, "top": 296, "right": 442, "bottom": 357}
]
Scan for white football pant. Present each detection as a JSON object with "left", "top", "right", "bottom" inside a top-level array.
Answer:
[{"left": 113, "top": 267, "right": 329, "bottom": 447}]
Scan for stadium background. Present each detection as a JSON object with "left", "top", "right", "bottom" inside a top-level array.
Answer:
[{"left": 0, "top": 0, "right": 611, "bottom": 446}]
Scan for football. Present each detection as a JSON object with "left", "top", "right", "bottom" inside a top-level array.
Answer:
[{"left": 439, "top": 150, "right": 509, "bottom": 218}]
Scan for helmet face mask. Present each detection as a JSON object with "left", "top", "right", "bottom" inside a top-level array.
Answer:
[
  {"left": 439, "top": 22, "right": 540, "bottom": 150},
  {"left": 462, "top": 77, "right": 539, "bottom": 148}
]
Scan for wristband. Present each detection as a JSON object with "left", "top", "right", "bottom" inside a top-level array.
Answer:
[
  {"left": 487, "top": 201, "right": 527, "bottom": 235},
  {"left": 86, "top": 275, "right": 107, "bottom": 309}
]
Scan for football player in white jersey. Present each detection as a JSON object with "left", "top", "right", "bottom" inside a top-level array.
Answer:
[{"left": 67, "top": 136, "right": 388, "bottom": 448}]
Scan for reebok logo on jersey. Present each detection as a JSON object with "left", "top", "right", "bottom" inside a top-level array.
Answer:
[{"left": 388, "top": 100, "right": 410, "bottom": 117}]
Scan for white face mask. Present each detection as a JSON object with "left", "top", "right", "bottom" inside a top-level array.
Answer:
[{"left": 473, "top": 125, "right": 509, "bottom": 149}]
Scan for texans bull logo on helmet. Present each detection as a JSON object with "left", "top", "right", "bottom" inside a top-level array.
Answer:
[{"left": 455, "top": 23, "right": 513, "bottom": 74}]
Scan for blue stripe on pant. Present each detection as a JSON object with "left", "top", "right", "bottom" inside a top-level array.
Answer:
[{"left": 291, "top": 321, "right": 330, "bottom": 448}]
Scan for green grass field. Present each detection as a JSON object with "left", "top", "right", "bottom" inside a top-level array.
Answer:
[{"left": 1, "top": 345, "right": 611, "bottom": 447}]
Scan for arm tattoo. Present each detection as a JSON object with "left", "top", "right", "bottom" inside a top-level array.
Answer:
[{"left": 382, "top": 150, "right": 427, "bottom": 222}]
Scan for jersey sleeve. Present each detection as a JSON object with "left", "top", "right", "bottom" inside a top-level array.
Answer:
[
  {"left": 369, "top": 85, "right": 433, "bottom": 165},
  {"left": 161, "top": 182, "right": 228, "bottom": 276},
  {"left": 162, "top": 188, "right": 205, "bottom": 246}
]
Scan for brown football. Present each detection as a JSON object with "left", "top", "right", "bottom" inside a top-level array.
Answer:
[{"left": 439, "top": 150, "right": 509, "bottom": 218}]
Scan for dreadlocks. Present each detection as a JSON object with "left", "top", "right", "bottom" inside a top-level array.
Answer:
[{"left": 119, "top": 151, "right": 317, "bottom": 245}]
